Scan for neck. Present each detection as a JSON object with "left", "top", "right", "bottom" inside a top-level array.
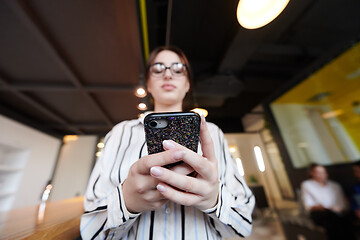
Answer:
[
  {"left": 315, "top": 179, "right": 327, "bottom": 186},
  {"left": 154, "top": 102, "right": 183, "bottom": 113}
]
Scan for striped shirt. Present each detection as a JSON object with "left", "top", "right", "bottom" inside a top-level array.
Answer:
[{"left": 80, "top": 114, "right": 255, "bottom": 239}]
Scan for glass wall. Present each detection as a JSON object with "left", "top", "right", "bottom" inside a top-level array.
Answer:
[{"left": 270, "top": 41, "right": 360, "bottom": 168}]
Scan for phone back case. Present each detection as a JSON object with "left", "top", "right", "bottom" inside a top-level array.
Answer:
[{"left": 144, "top": 112, "right": 201, "bottom": 154}]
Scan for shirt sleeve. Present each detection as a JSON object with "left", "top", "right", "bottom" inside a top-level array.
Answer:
[
  {"left": 301, "top": 181, "right": 317, "bottom": 212},
  {"left": 333, "top": 182, "right": 348, "bottom": 211},
  {"left": 204, "top": 125, "right": 255, "bottom": 238},
  {"left": 80, "top": 123, "right": 140, "bottom": 240}
]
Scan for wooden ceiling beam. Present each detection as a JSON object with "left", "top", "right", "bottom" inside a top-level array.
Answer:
[
  {"left": 0, "top": 75, "right": 83, "bottom": 134},
  {"left": 4, "top": 0, "right": 114, "bottom": 127}
]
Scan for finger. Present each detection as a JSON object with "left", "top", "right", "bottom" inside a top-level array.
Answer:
[
  {"left": 130, "top": 175, "right": 161, "bottom": 194},
  {"left": 142, "top": 189, "right": 168, "bottom": 202},
  {"left": 137, "top": 150, "right": 181, "bottom": 174},
  {"left": 162, "top": 139, "right": 176, "bottom": 150},
  {"left": 150, "top": 166, "right": 208, "bottom": 195},
  {"left": 199, "top": 115, "right": 216, "bottom": 162},
  {"left": 156, "top": 183, "right": 201, "bottom": 207},
  {"left": 164, "top": 141, "right": 215, "bottom": 180},
  {"left": 170, "top": 162, "right": 194, "bottom": 175}
]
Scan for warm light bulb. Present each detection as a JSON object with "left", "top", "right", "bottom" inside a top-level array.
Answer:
[
  {"left": 237, "top": 0, "right": 289, "bottom": 29},
  {"left": 63, "top": 135, "right": 78, "bottom": 144},
  {"left": 191, "top": 108, "right": 208, "bottom": 117},
  {"left": 137, "top": 103, "right": 147, "bottom": 110},
  {"left": 229, "top": 146, "right": 237, "bottom": 153},
  {"left": 135, "top": 87, "right": 147, "bottom": 97},
  {"left": 97, "top": 142, "right": 104, "bottom": 148},
  {"left": 96, "top": 151, "right": 101, "bottom": 157}
]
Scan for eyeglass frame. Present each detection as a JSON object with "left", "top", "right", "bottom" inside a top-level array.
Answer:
[{"left": 148, "top": 62, "right": 188, "bottom": 77}]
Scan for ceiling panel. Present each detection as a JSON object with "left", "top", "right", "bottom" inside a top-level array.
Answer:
[
  {"left": 0, "top": 91, "right": 58, "bottom": 124},
  {"left": 26, "top": 91, "right": 108, "bottom": 123},
  {"left": 93, "top": 91, "right": 141, "bottom": 123},
  {"left": 0, "top": 1, "right": 69, "bottom": 82},
  {"left": 23, "top": 0, "right": 143, "bottom": 85}
]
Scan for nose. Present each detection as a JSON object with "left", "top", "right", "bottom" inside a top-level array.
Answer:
[{"left": 163, "top": 68, "right": 172, "bottom": 79}]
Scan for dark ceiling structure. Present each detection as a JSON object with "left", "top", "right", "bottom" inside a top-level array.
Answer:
[{"left": 0, "top": 0, "right": 359, "bottom": 137}]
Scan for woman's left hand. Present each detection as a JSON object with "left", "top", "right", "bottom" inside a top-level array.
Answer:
[{"left": 150, "top": 115, "right": 219, "bottom": 211}]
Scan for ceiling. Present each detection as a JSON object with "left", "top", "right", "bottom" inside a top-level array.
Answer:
[{"left": 0, "top": 0, "right": 359, "bottom": 137}]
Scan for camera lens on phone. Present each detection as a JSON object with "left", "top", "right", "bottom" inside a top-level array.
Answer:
[{"left": 149, "top": 120, "right": 158, "bottom": 128}]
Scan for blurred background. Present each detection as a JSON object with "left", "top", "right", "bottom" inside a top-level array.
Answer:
[{"left": 0, "top": 0, "right": 359, "bottom": 239}]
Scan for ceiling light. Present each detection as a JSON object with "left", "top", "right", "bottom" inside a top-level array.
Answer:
[
  {"left": 191, "top": 108, "right": 208, "bottom": 117},
  {"left": 229, "top": 146, "right": 237, "bottom": 153},
  {"left": 236, "top": 158, "right": 245, "bottom": 176},
  {"left": 236, "top": 0, "right": 289, "bottom": 29},
  {"left": 254, "top": 146, "right": 265, "bottom": 172},
  {"left": 307, "top": 92, "right": 331, "bottom": 102},
  {"left": 135, "top": 87, "right": 147, "bottom": 97},
  {"left": 346, "top": 68, "right": 360, "bottom": 80},
  {"left": 322, "top": 109, "right": 344, "bottom": 119},
  {"left": 137, "top": 103, "right": 147, "bottom": 110},
  {"left": 63, "top": 135, "right": 78, "bottom": 144}
]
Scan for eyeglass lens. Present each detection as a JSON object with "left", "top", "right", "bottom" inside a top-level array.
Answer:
[{"left": 150, "top": 63, "right": 186, "bottom": 76}]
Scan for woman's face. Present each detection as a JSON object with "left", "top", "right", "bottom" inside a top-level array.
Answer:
[{"left": 147, "top": 50, "right": 190, "bottom": 108}]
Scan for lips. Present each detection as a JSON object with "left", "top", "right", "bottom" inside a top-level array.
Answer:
[{"left": 161, "top": 83, "right": 176, "bottom": 91}]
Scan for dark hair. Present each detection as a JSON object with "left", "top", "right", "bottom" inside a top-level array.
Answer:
[
  {"left": 308, "top": 163, "right": 321, "bottom": 172},
  {"left": 145, "top": 46, "right": 194, "bottom": 110}
]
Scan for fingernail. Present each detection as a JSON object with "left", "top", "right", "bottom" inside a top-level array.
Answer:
[
  {"left": 157, "top": 184, "right": 166, "bottom": 192},
  {"left": 173, "top": 150, "right": 185, "bottom": 160},
  {"left": 163, "top": 140, "right": 175, "bottom": 149},
  {"left": 150, "top": 167, "right": 163, "bottom": 177},
  {"left": 201, "top": 114, "right": 206, "bottom": 125}
]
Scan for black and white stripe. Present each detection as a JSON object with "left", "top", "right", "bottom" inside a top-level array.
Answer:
[{"left": 80, "top": 116, "right": 255, "bottom": 239}]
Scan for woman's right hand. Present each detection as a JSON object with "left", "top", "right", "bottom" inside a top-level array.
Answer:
[{"left": 122, "top": 143, "right": 194, "bottom": 213}]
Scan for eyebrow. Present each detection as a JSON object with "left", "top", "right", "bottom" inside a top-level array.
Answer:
[{"left": 152, "top": 62, "right": 183, "bottom": 65}]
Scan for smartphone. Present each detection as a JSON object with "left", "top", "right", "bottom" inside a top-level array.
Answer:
[{"left": 144, "top": 112, "right": 201, "bottom": 157}]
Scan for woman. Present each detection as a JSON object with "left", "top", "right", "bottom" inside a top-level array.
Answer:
[{"left": 80, "top": 46, "right": 254, "bottom": 239}]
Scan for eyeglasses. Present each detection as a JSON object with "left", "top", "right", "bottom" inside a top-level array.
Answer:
[{"left": 149, "top": 62, "right": 187, "bottom": 77}]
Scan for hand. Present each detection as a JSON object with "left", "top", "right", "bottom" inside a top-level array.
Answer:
[
  {"left": 311, "top": 204, "right": 326, "bottom": 211},
  {"left": 122, "top": 148, "right": 191, "bottom": 213},
  {"left": 150, "top": 115, "right": 219, "bottom": 211},
  {"left": 122, "top": 147, "right": 194, "bottom": 213},
  {"left": 330, "top": 205, "right": 342, "bottom": 213}
]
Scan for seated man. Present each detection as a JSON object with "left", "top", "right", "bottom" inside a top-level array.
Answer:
[{"left": 301, "top": 164, "right": 355, "bottom": 240}]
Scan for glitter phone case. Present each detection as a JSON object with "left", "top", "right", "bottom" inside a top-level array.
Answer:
[{"left": 144, "top": 112, "right": 201, "bottom": 156}]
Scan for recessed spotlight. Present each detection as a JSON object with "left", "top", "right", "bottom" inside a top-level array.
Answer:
[
  {"left": 137, "top": 103, "right": 147, "bottom": 110},
  {"left": 229, "top": 146, "right": 237, "bottom": 153},
  {"left": 135, "top": 87, "right": 147, "bottom": 97}
]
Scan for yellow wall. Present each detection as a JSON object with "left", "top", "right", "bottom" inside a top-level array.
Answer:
[{"left": 273, "top": 41, "right": 360, "bottom": 149}]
